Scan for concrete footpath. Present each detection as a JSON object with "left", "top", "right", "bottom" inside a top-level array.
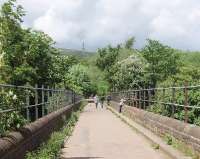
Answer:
[{"left": 60, "top": 104, "right": 171, "bottom": 159}]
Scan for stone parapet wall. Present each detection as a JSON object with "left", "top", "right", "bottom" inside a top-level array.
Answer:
[
  {"left": 0, "top": 102, "right": 82, "bottom": 159},
  {"left": 110, "top": 101, "right": 200, "bottom": 153}
]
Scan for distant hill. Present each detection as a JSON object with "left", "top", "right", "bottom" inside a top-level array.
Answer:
[
  {"left": 58, "top": 48, "right": 95, "bottom": 58},
  {"left": 178, "top": 50, "right": 200, "bottom": 67}
]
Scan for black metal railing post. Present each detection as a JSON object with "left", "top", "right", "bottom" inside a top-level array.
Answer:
[
  {"left": 26, "top": 86, "right": 30, "bottom": 121},
  {"left": 35, "top": 84, "right": 38, "bottom": 120},
  {"left": 171, "top": 87, "right": 175, "bottom": 118},
  {"left": 184, "top": 82, "right": 189, "bottom": 123},
  {"left": 41, "top": 85, "right": 45, "bottom": 117}
]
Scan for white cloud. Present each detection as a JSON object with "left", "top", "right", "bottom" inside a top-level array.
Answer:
[{"left": 1, "top": 0, "right": 200, "bottom": 51}]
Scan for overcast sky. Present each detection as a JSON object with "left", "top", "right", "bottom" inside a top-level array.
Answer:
[{"left": 1, "top": 0, "right": 200, "bottom": 51}]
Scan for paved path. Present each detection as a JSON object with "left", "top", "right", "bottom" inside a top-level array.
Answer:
[{"left": 60, "top": 104, "right": 170, "bottom": 159}]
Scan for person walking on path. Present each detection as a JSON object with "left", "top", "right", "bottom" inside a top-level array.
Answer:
[
  {"left": 119, "top": 97, "right": 126, "bottom": 113},
  {"left": 100, "top": 96, "right": 105, "bottom": 108},
  {"left": 107, "top": 95, "right": 111, "bottom": 106},
  {"left": 94, "top": 95, "right": 99, "bottom": 109}
]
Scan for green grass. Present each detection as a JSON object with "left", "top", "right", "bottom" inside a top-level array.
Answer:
[
  {"left": 163, "top": 134, "right": 200, "bottom": 159},
  {"left": 152, "top": 144, "right": 160, "bottom": 150},
  {"left": 26, "top": 102, "right": 86, "bottom": 159}
]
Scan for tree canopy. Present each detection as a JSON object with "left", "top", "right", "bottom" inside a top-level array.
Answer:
[
  {"left": 141, "top": 39, "right": 181, "bottom": 87},
  {"left": 125, "top": 37, "right": 135, "bottom": 49}
]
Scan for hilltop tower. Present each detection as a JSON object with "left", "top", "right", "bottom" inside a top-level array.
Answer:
[{"left": 82, "top": 41, "right": 85, "bottom": 51}]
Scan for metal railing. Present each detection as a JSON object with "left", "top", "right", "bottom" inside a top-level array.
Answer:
[
  {"left": 0, "top": 83, "right": 82, "bottom": 122},
  {"left": 111, "top": 83, "right": 200, "bottom": 123}
]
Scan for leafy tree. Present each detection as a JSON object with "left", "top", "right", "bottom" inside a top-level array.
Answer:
[
  {"left": 141, "top": 39, "right": 181, "bottom": 88},
  {"left": 96, "top": 45, "right": 120, "bottom": 71},
  {"left": 50, "top": 55, "right": 78, "bottom": 85},
  {"left": 125, "top": 37, "right": 135, "bottom": 49},
  {"left": 23, "top": 30, "right": 56, "bottom": 86},
  {"left": 0, "top": 0, "right": 69, "bottom": 135},
  {"left": 65, "top": 64, "right": 95, "bottom": 97},
  {"left": 0, "top": 0, "right": 25, "bottom": 68},
  {"left": 82, "top": 52, "right": 110, "bottom": 96},
  {"left": 111, "top": 52, "right": 147, "bottom": 90},
  {"left": 0, "top": 1, "right": 58, "bottom": 86},
  {"left": 0, "top": 0, "right": 27, "bottom": 84},
  {"left": 97, "top": 81, "right": 109, "bottom": 96}
]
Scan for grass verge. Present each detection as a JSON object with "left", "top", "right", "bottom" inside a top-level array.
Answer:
[
  {"left": 163, "top": 134, "right": 200, "bottom": 159},
  {"left": 26, "top": 102, "right": 86, "bottom": 159}
]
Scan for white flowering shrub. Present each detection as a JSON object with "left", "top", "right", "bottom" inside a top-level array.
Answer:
[{"left": 0, "top": 90, "right": 27, "bottom": 136}]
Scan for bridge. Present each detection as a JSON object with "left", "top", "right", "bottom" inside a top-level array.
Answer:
[
  {"left": 0, "top": 84, "right": 200, "bottom": 159},
  {"left": 60, "top": 104, "right": 170, "bottom": 159}
]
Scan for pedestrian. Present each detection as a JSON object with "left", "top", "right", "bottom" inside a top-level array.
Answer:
[
  {"left": 119, "top": 97, "right": 125, "bottom": 113},
  {"left": 94, "top": 95, "right": 99, "bottom": 109},
  {"left": 100, "top": 96, "right": 105, "bottom": 108},
  {"left": 107, "top": 95, "right": 111, "bottom": 106}
]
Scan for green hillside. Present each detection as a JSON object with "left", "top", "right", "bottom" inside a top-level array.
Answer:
[
  {"left": 59, "top": 48, "right": 95, "bottom": 58},
  {"left": 180, "top": 51, "right": 200, "bottom": 67}
]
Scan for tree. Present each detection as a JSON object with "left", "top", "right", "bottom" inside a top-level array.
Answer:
[
  {"left": 110, "top": 52, "right": 147, "bottom": 90},
  {"left": 0, "top": 1, "right": 59, "bottom": 86},
  {"left": 50, "top": 55, "right": 78, "bottom": 85},
  {"left": 0, "top": 0, "right": 27, "bottom": 84},
  {"left": 22, "top": 30, "right": 56, "bottom": 86},
  {"left": 97, "top": 81, "right": 109, "bottom": 96},
  {"left": 0, "top": 0, "right": 25, "bottom": 68},
  {"left": 65, "top": 64, "right": 95, "bottom": 97},
  {"left": 0, "top": 0, "right": 90, "bottom": 135},
  {"left": 141, "top": 39, "right": 180, "bottom": 88},
  {"left": 96, "top": 45, "right": 119, "bottom": 71},
  {"left": 125, "top": 37, "right": 135, "bottom": 49}
]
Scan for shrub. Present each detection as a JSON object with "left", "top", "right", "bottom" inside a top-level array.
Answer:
[{"left": 0, "top": 90, "right": 27, "bottom": 136}]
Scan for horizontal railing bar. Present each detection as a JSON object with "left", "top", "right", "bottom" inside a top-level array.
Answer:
[
  {"left": 0, "top": 99, "right": 80, "bottom": 114},
  {"left": 122, "top": 98, "right": 200, "bottom": 109},
  {"left": 0, "top": 84, "right": 69, "bottom": 92},
  {"left": 111, "top": 85, "right": 200, "bottom": 93},
  {"left": 0, "top": 108, "right": 16, "bottom": 113},
  {"left": 0, "top": 100, "right": 73, "bottom": 112}
]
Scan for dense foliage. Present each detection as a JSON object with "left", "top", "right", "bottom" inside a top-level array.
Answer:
[
  {"left": 0, "top": 0, "right": 95, "bottom": 136},
  {"left": 65, "top": 64, "right": 96, "bottom": 97},
  {"left": 95, "top": 37, "right": 200, "bottom": 126},
  {"left": 141, "top": 39, "right": 181, "bottom": 88}
]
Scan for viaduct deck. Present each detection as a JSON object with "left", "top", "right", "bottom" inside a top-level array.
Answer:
[{"left": 60, "top": 104, "right": 171, "bottom": 159}]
